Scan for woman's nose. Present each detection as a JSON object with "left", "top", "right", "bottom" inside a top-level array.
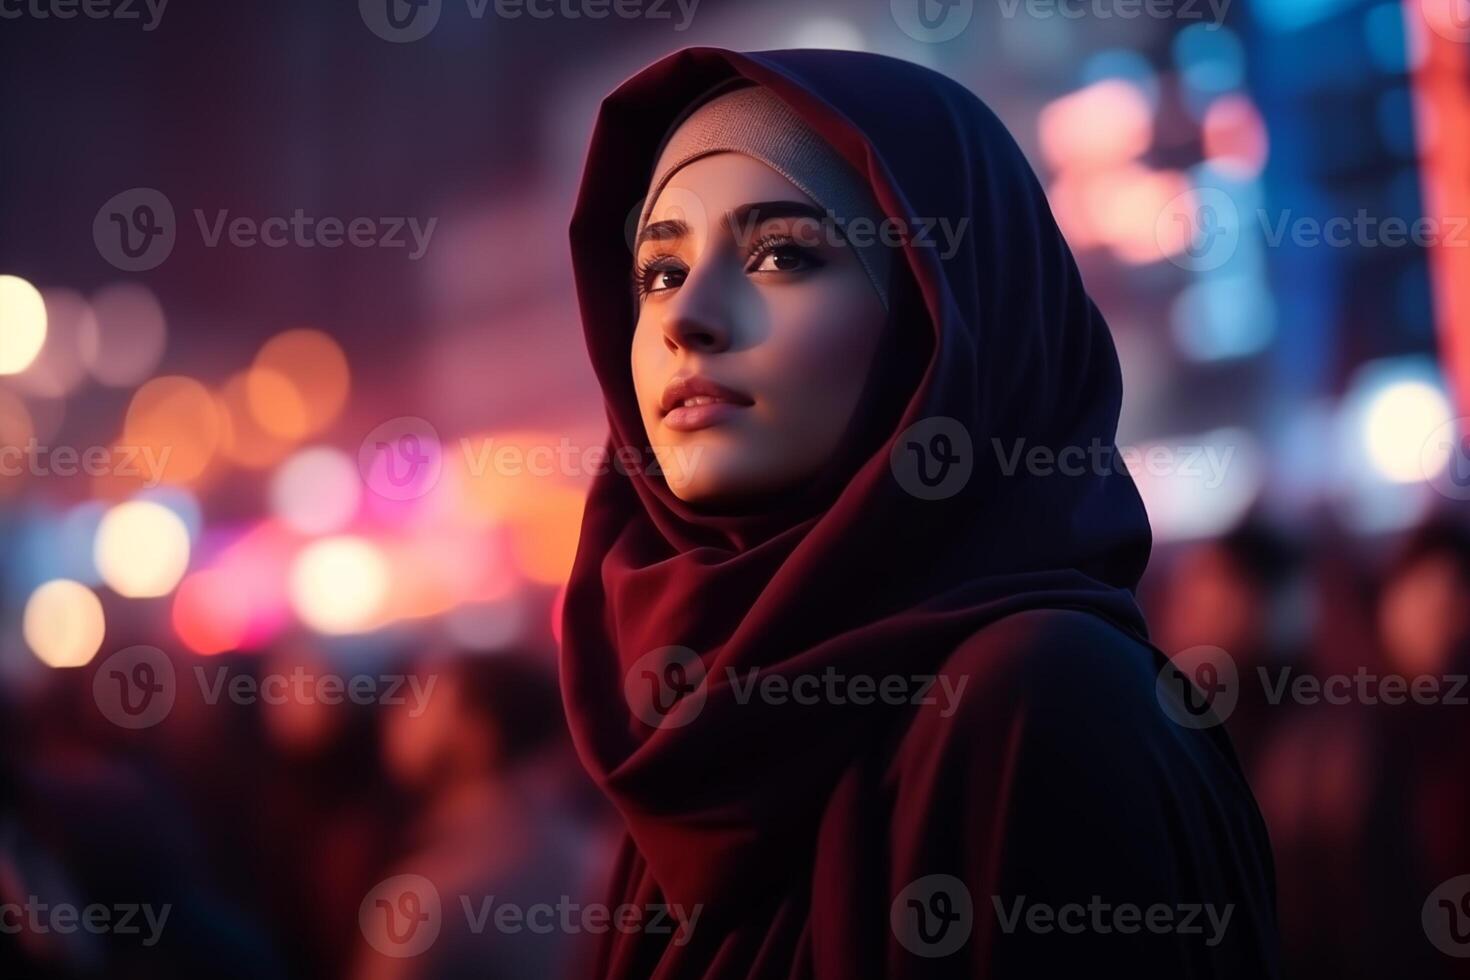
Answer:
[{"left": 659, "top": 264, "right": 735, "bottom": 355}]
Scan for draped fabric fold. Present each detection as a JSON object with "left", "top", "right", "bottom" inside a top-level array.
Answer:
[{"left": 561, "top": 45, "right": 1157, "bottom": 920}]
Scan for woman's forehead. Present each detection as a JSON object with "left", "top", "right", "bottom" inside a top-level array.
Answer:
[{"left": 647, "top": 152, "right": 817, "bottom": 226}]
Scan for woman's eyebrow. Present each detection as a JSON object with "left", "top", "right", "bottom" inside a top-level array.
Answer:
[
  {"left": 634, "top": 218, "right": 689, "bottom": 251},
  {"left": 725, "top": 200, "right": 826, "bottom": 230},
  {"left": 633, "top": 201, "right": 825, "bottom": 252}
]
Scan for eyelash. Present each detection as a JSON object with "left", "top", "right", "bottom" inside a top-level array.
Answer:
[{"left": 631, "top": 233, "right": 823, "bottom": 299}]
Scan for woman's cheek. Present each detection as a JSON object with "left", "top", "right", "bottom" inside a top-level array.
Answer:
[{"left": 771, "top": 297, "right": 880, "bottom": 417}]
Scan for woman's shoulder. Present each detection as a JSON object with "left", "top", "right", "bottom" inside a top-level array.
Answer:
[
  {"left": 920, "top": 607, "right": 1165, "bottom": 733},
  {"left": 880, "top": 609, "right": 1279, "bottom": 975},
  {"left": 889, "top": 606, "right": 1247, "bottom": 795}
]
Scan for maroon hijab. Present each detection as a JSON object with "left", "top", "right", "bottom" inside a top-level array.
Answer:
[{"left": 561, "top": 46, "right": 1155, "bottom": 921}]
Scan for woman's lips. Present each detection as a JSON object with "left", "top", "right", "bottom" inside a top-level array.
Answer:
[{"left": 662, "top": 399, "right": 749, "bottom": 432}]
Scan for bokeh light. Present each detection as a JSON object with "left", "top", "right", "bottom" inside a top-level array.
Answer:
[
  {"left": 121, "top": 375, "right": 223, "bottom": 485},
  {"left": 23, "top": 578, "right": 105, "bottom": 667},
  {"left": 12, "top": 289, "right": 92, "bottom": 397},
  {"left": 81, "top": 282, "right": 167, "bottom": 387},
  {"left": 0, "top": 387, "right": 36, "bottom": 498},
  {"left": 288, "top": 535, "right": 390, "bottom": 634},
  {"left": 215, "top": 370, "right": 293, "bottom": 469},
  {"left": 1128, "top": 428, "right": 1264, "bottom": 542},
  {"left": 1038, "top": 79, "right": 1153, "bottom": 173},
  {"left": 1363, "top": 379, "right": 1453, "bottom": 482},
  {"left": 247, "top": 329, "right": 350, "bottom": 439},
  {"left": 172, "top": 568, "right": 253, "bottom": 655},
  {"left": 0, "top": 274, "right": 48, "bottom": 375},
  {"left": 94, "top": 499, "right": 192, "bottom": 597},
  {"left": 270, "top": 446, "right": 362, "bottom": 535},
  {"left": 209, "top": 520, "right": 297, "bottom": 648},
  {"left": 1203, "top": 95, "right": 1270, "bottom": 180}
]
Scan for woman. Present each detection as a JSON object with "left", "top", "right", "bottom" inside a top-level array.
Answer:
[{"left": 560, "top": 46, "right": 1279, "bottom": 978}]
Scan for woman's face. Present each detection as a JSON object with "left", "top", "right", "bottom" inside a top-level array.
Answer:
[{"left": 630, "top": 152, "right": 888, "bottom": 507}]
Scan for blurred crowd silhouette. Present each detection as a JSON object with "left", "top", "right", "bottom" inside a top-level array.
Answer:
[
  {"left": 1147, "top": 510, "right": 1470, "bottom": 979},
  {"left": 0, "top": 511, "right": 1465, "bottom": 977},
  {"left": 0, "top": 635, "right": 619, "bottom": 978}
]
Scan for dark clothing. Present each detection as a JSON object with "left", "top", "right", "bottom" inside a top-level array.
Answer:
[{"left": 561, "top": 46, "right": 1280, "bottom": 978}]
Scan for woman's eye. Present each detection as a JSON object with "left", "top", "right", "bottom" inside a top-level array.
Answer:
[
  {"left": 649, "top": 267, "right": 687, "bottom": 292},
  {"left": 635, "top": 259, "right": 687, "bottom": 296},
  {"left": 748, "top": 244, "right": 816, "bottom": 274}
]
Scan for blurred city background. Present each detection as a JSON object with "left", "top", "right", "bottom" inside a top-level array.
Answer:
[{"left": 1, "top": 0, "right": 1469, "bottom": 976}]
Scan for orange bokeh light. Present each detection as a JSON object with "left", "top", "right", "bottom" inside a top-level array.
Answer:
[
  {"left": 247, "top": 329, "right": 350, "bottom": 439},
  {"left": 216, "top": 370, "right": 293, "bottom": 469},
  {"left": 122, "top": 375, "right": 222, "bottom": 485}
]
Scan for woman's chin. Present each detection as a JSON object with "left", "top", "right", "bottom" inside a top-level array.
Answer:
[{"left": 664, "top": 460, "right": 804, "bottom": 511}]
